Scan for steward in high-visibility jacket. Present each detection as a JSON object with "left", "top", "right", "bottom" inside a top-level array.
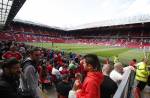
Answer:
[
  {"left": 114, "top": 56, "right": 119, "bottom": 64},
  {"left": 133, "top": 59, "right": 150, "bottom": 98},
  {"left": 135, "top": 62, "right": 150, "bottom": 82}
]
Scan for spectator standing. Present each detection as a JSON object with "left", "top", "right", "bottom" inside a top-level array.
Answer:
[
  {"left": 2, "top": 45, "right": 22, "bottom": 61},
  {"left": 38, "top": 64, "right": 51, "bottom": 92},
  {"left": 129, "top": 59, "right": 137, "bottom": 68},
  {"left": 51, "top": 64, "right": 61, "bottom": 85},
  {"left": 68, "top": 86, "right": 77, "bottom": 98},
  {"left": 100, "top": 64, "right": 118, "bottom": 98},
  {"left": 110, "top": 62, "right": 124, "bottom": 85},
  {"left": 56, "top": 74, "right": 72, "bottom": 98},
  {"left": 20, "top": 48, "right": 42, "bottom": 98},
  {"left": 133, "top": 58, "right": 150, "bottom": 98},
  {"left": 19, "top": 46, "right": 26, "bottom": 58},
  {"left": 113, "top": 55, "right": 119, "bottom": 64},
  {"left": 104, "top": 57, "right": 110, "bottom": 64},
  {"left": 76, "top": 54, "right": 103, "bottom": 98},
  {"left": 0, "top": 58, "right": 21, "bottom": 98},
  {"left": 68, "top": 73, "right": 82, "bottom": 98}
]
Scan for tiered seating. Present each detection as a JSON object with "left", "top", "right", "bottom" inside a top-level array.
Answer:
[
  {"left": 15, "top": 33, "right": 26, "bottom": 42},
  {"left": 23, "top": 26, "right": 33, "bottom": 32},
  {"left": 2, "top": 23, "right": 150, "bottom": 49},
  {"left": 129, "top": 32, "right": 141, "bottom": 37},
  {"left": 0, "top": 33, "right": 14, "bottom": 41},
  {"left": 12, "top": 25, "right": 23, "bottom": 32},
  {"left": 142, "top": 32, "right": 150, "bottom": 37}
]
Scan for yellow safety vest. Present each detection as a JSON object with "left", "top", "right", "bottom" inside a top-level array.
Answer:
[
  {"left": 114, "top": 56, "right": 119, "bottom": 64},
  {"left": 135, "top": 62, "right": 150, "bottom": 82}
]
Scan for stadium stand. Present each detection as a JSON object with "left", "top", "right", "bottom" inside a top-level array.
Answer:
[{"left": 0, "top": 1, "right": 150, "bottom": 98}]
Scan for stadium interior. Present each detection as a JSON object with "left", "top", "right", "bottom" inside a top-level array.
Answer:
[{"left": 0, "top": 0, "right": 150, "bottom": 98}]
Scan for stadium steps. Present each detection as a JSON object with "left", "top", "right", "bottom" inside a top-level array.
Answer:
[{"left": 142, "top": 86, "right": 150, "bottom": 98}]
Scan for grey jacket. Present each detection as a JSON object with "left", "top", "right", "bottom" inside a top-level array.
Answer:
[{"left": 20, "top": 58, "right": 42, "bottom": 98}]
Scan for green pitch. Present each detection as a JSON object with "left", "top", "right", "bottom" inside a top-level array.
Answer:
[{"left": 27, "top": 42, "right": 148, "bottom": 65}]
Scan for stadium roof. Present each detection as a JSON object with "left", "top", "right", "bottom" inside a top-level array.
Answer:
[
  {"left": 67, "top": 14, "right": 150, "bottom": 30},
  {"left": 0, "top": 0, "right": 26, "bottom": 30},
  {"left": 13, "top": 14, "right": 150, "bottom": 31},
  {"left": 13, "top": 19, "right": 66, "bottom": 31},
  {"left": 14, "top": 0, "right": 150, "bottom": 30}
]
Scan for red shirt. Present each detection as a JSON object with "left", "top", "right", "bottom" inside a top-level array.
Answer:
[
  {"left": 60, "top": 69, "right": 69, "bottom": 75},
  {"left": 2, "top": 51, "right": 22, "bottom": 61},
  {"left": 47, "top": 64, "right": 53, "bottom": 73},
  {"left": 38, "top": 65, "right": 51, "bottom": 83}
]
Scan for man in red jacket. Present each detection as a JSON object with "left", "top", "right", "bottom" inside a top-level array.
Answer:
[{"left": 76, "top": 54, "right": 104, "bottom": 98}]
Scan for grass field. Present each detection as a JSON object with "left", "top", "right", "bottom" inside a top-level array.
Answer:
[{"left": 27, "top": 42, "right": 148, "bottom": 65}]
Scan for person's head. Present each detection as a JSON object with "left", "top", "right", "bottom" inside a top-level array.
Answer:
[
  {"left": 129, "top": 59, "right": 137, "bottom": 67},
  {"left": 142, "top": 57, "right": 148, "bottom": 64},
  {"left": 70, "top": 60, "right": 75, "bottom": 64},
  {"left": 29, "top": 47, "right": 41, "bottom": 63},
  {"left": 132, "top": 59, "right": 137, "bottom": 63},
  {"left": 46, "top": 60, "right": 50, "bottom": 65},
  {"left": 83, "top": 54, "right": 101, "bottom": 72},
  {"left": 72, "top": 80, "right": 81, "bottom": 91},
  {"left": 63, "top": 64, "right": 68, "bottom": 69},
  {"left": 2, "top": 58, "right": 21, "bottom": 79},
  {"left": 75, "top": 73, "right": 82, "bottom": 81},
  {"left": 10, "top": 45, "right": 16, "bottom": 52},
  {"left": 62, "top": 74, "right": 69, "bottom": 82},
  {"left": 114, "top": 62, "right": 123, "bottom": 74},
  {"left": 102, "top": 64, "right": 112, "bottom": 75}
]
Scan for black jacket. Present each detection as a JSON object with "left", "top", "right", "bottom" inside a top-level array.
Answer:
[
  {"left": 56, "top": 81, "right": 72, "bottom": 97},
  {"left": 0, "top": 74, "right": 21, "bottom": 98},
  {"left": 101, "top": 75, "right": 118, "bottom": 98}
]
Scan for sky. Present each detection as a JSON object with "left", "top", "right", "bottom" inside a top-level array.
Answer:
[{"left": 15, "top": 0, "right": 150, "bottom": 29}]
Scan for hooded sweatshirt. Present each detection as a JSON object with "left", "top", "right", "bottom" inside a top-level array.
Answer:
[{"left": 76, "top": 72, "right": 103, "bottom": 98}]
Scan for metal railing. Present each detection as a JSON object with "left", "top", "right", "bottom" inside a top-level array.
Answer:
[{"left": 113, "top": 69, "right": 135, "bottom": 98}]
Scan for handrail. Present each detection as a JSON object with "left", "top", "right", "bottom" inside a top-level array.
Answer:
[{"left": 113, "top": 69, "right": 135, "bottom": 98}]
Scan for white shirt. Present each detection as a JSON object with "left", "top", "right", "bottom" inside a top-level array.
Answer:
[
  {"left": 59, "top": 66, "right": 63, "bottom": 71},
  {"left": 52, "top": 68, "right": 60, "bottom": 75},
  {"left": 68, "top": 90, "right": 76, "bottom": 98},
  {"left": 110, "top": 69, "right": 123, "bottom": 85},
  {"left": 52, "top": 68, "right": 61, "bottom": 79}
]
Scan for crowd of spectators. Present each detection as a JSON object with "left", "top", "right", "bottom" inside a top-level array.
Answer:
[
  {"left": 0, "top": 40, "right": 148, "bottom": 98},
  {"left": 1, "top": 32, "right": 150, "bottom": 49}
]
